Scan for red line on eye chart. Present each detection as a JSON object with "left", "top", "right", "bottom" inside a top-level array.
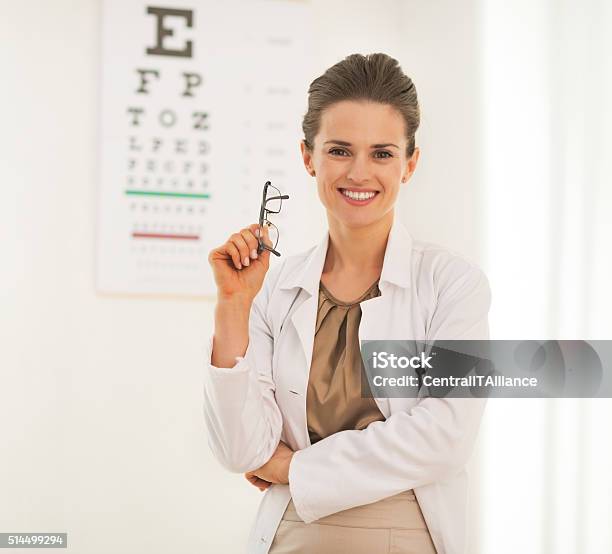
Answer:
[{"left": 132, "top": 232, "right": 200, "bottom": 240}]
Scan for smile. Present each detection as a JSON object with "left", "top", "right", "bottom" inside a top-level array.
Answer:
[{"left": 338, "top": 188, "right": 379, "bottom": 205}]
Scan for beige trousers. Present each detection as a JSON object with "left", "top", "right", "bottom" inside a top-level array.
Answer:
[{"left": 268, "top": 489, "right": 437, "bottom": 554}]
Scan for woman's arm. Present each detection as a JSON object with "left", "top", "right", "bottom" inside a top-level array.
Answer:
[
  {"left": 287, "top": 264, "right": 491, "bottom": 523},
  {"left": 203, "top": 224, "right": 284, "bottom": 474},
  {"left": 210, "top": 296, "right": 251, "bottom": 369}
]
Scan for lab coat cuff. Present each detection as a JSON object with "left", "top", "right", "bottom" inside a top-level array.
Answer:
[{"left": 287, "top": 449, "right": 318, "bottom": 524}]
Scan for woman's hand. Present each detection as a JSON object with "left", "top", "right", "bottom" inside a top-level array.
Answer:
[
  {"left": 208, "top": 223, "right": 272, "bottom": 303},
  {"left": 244, "top": 473, "right": 271, "bottom": 492},
  {"left": 208, "top": 223, "right": 274, "bottom": 368},
  {"left": 244, "top": 441, "right": 295, "bottom": 491}
]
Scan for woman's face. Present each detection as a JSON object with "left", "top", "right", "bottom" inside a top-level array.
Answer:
[{"left": 301, "top": 100, "right": 419, "bottom": 230}]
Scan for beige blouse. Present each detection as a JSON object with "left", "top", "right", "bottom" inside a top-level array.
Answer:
[
  {"left": 288, "top": 277, "right": 434, "bottom": 553},
  {"left": 307, "top": 278, "right": 386, "bottom": 444}
]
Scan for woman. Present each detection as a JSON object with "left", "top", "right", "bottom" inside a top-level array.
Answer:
[{"left": 204, "top": 53, "right": 490, "bottom": 554}]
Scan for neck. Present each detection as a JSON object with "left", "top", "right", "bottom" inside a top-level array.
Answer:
[{"left": 323, "top": 211, "right": 393, "bottom": 275}]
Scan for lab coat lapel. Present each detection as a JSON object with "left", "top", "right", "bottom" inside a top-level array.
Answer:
[
  {"left": 289, "top": 292, "right": 318, "bottom": 392},
  {"left": 358, "top": 220, "right": 414, "bottom": 418},
  {"left": 358, "top": 219, "right": 413, "bottom": 344},
  {"left": 279, "top": 232, "right": 330, "bottom": 401}
]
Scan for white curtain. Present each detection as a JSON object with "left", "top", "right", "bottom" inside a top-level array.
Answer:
[{"left": 479, "top": 1, "right": 612, "bottom": 553}]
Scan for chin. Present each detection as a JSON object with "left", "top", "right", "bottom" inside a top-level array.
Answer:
[{"left": 334, "top": 212, "right": 381, "bottom": 229}]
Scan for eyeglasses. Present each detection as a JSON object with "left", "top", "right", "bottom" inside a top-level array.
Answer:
[{"left": 258, "top": 180, "right": 289, "bottom": 257}]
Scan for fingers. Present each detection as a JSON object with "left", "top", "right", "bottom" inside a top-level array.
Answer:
[
  {"left": 217, "top": 223, "right": 271, "bottom": 270},
  {"left": 262, "top": 223, "right": 272, "bottom": 247},
  {"left": 247, "top": 223, "right": 266, "bottom": 242},
  {"left": 253, "top": 477, "right": 270, "bottom": 491},
  {"left": 253, "top": 224, "right": 272, "bottom": 272},
  {"left": 239, "top": 227, "right": 260, "bottom": 263},
  {"left": 244, "top": 472, "right": 271, "bottom": 491},
  {"left": 249, "top": 222, "right": 272, "bottom": 250},
  {"left": 222, "top": 225, "right": 255, "bottom": 270},
  {"left": 224, "top": 241, "right": 243, "bottom": 270},
  {"left": 228, "top": 231, "right": 252, "bottom": 269}
]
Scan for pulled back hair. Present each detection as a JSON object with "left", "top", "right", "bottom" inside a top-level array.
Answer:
[{"left": 302, "top": 53, "right": 420, "bottom": 157}]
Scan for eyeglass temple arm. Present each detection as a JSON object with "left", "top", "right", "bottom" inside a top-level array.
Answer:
[{"left": 265, "top": 194, "right": 290, "bottom": 202}]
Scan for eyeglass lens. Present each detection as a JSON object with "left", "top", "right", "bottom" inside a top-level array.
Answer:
[{"left": 265, "top": 184, "right": 283, "bottom": 213}]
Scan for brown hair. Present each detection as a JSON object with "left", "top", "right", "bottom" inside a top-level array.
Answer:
[{"left": 302, "top": 53, "right": 420, "bottom": 157}]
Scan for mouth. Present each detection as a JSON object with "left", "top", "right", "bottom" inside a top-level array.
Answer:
[{"left": 337, "top": 188, "right": 380, "bottom": 206}]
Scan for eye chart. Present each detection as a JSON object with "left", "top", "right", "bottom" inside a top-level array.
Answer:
[{"left": 97, "top": 0, "right": 314, "bottom": 296}]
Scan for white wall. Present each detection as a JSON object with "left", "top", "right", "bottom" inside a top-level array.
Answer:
[
  {"left": 1, "top": 1, "right": 486, "bottom": 552},
  {"left": 478, "top": 1, "right": 612, "bottom": 553},
  {"left": 397, "top": 0, "right": 486, "bottom": 265}
]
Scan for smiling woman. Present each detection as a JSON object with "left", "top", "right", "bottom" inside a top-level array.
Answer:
[
  {"left": 301, "top": 100, "right": 419, "bottom": 248},
  {"left": 205, "top": 52, "right": 490, "bottom": 554}
]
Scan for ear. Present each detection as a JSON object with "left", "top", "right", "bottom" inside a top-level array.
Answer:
[
  {"left": 300, "top": 140, "right": 316, "bottom": 177},
  {"left": 402, "top": 146, "right": 420, "bottom": 183}
]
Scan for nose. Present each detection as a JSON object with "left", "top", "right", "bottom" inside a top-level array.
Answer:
[{"left": 345, "top": 152, "right": 373, "bottom": 184}]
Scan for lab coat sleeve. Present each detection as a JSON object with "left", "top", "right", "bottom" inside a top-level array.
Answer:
[
  {"left": 202, "top": 271, "right": 283, "bottom": 474},
  {"left": 288, "top": 264, "right": 491, "bottom": 523}
]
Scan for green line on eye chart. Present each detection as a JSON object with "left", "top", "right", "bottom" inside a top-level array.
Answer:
[{"left": 125, "top": 190, "right": 211, "bottom": 199}]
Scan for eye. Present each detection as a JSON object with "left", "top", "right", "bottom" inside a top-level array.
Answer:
[{"left": 328, "top": 148, "right": 393, "bottom": 159}]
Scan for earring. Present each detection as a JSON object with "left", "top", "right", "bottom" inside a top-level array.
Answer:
[{"left": 401, "top": 177, "right": 407, "bottom": 183}]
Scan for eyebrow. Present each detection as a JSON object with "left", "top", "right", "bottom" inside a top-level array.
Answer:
[{"left": 323, "top": 140, "right": 399, "bottom": 149}]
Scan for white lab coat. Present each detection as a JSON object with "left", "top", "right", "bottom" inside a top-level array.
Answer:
[{"left": 203, "top": 218, "right": 491, "bottom": 554}]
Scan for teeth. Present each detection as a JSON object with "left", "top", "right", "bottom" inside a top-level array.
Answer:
[{"left": 341, "top": 189, "right": 376, "bottom": 201}]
